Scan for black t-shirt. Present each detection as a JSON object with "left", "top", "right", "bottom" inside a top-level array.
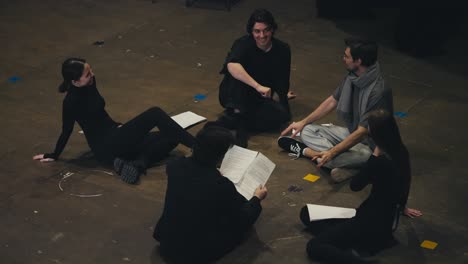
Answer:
[{"left": 220, "top": 35, "right": 291, "bottom": 111}]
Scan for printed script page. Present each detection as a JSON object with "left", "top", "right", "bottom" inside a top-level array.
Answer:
[
  {"left": 235, "top": 152, "right": 275, "bottom": 199},
  {"left": 220, "top": 145, "right": 258, "bottom": 184}
]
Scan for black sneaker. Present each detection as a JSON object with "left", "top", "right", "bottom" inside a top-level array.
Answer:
[
  {"left": 277, "top": 136, "right": 307, "bottom": 159},
  {"left": 114, "top": 158, "right": 144, "bottom": 184},
  {"left": 120, "top": 162, "right": 143, "bottom": 184},
  {"left": 113, "top": 157, "right": 125, "bottom": 176}
]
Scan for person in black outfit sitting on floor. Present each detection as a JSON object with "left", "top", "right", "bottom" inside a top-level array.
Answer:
[
  {"left": 217, "top": 8, "right": 295, "bottom": 147},
  {"left": 153, "top": 124, "right": 268, "bottom": 263},
  {"left": 299, "top": 109, "right": 422, "bottom": 264},
  {"left": 33, "top": 58, "right": 195, "bottom": 184}
]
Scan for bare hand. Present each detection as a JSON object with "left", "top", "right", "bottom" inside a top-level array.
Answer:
[
  {"left": 373, "top": 146, "right": 383, "bottom": 156},
  {"left": 254, "top": 185, "right": 268, "bottom": 200},
  {"left": 312, "top": 149, "right": 337, "bottom": 168},
  {"left": 33, "top": 154, "right": 55, "bottom": 162},
  {"left": 281, "top": 120, "right": 306, "bottom": 137},
  {"left": 256, "top": 85, "right": 271, "bottom": 98},
  {"left": 287, "top": 91, "right": 297, "bottom": 100},
  {"left": 403, "top": 207, "right": 422, "bottom": 218}
]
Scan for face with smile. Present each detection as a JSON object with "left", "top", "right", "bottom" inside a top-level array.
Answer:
[
  {"left": 72, "top": 63, "right": 94, "bottom": 87},
  {"left": 343, "top": 47, "right": 361, "bottom": 73},
  {"left": 252, "top": 22, "right": 273, "bottom": 51}
]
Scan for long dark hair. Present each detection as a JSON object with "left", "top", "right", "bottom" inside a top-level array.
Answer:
[
  {"left": 58, "top": 58, "right": 86, "bottom": 93},
  {"left": 368, "top": 109, "right": 410, "bottom": 207}
]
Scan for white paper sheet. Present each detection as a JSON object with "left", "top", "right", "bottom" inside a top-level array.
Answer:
[
  {"left": 171, "top": 111, "right": 206, "bottom": 129},
  {"left": 306, "top": 204, "right": 356, "bottom": 221},
  {"left": 220, "top": 145, "right": 258, "bottom": 183},
  {"left": 235, "top": 152, "right": 275, "bottom": 199}
]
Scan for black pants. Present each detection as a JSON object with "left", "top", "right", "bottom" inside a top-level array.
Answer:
[
  {"left": 98, "top": 107, "right": 195, "bottom": 167},
  {"left": 300, "top": 206, "right": 374, "bottom": 264},
  {"left": 219, "top": 76, "right": 290, "bottom": 132}
]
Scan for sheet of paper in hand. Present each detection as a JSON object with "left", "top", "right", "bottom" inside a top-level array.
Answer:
[{"left": 220, "top": 145, "right": 276, "bottom": 199}]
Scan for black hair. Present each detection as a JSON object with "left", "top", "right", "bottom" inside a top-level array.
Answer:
[
  {"left": 344, "top": 37, "right": 378, "bottom": 67},
  {"left": 192, "top": 123, "right": 235, "bottom": 166},
  {"left": 368, "top": 109, "right": 411, "bottom": 208},
  {"left": 246, "top": 8, "right": 278, "bottom": 35},
  {"left": 58, "top": 58, "right": 86, "bottom": 93}
]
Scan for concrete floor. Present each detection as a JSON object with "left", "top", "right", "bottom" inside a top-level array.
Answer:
[{"left": 1, "top": 0, "right": 468, "bottom": 263}]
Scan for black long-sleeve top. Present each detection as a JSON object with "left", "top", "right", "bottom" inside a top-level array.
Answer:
[
  {"left": 154, "top": 156, "right": 262, "bottom": 261},
  {"left": 220, "top": 35, "right": 291, "bottom": 115},
  {"left": 44, "top": 78, "right": 120, "bottom": 160},
  {"left": 350, "top": 154, "right": 410, "bottom": 233}
]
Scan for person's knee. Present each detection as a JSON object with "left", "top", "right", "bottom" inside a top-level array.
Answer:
[
  {"left": 351, "top": 147, "right": 372, "bottom": 164},
  {"left": 147, "top": 106, "right": 163, "bottom": 114},
  {"left": 358, "top": 150, "right": 372, "bottom": 160},
  {"left": 300, "top": 206, "right": 310, "bottom": 227},
  {"left": 300, "top": 124, "right": 321, "bottom": 139},
  {"left": 145, "top": 106, "right": 168, "bottom": 119}
]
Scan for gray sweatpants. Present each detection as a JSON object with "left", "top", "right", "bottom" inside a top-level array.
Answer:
[{"left": 300, "top": 124, "right": 371, "bottom": 169}]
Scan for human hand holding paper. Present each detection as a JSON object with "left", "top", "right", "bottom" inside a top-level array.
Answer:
[{"left": 254, "top": 185, "right": 268, "bottom": 200}]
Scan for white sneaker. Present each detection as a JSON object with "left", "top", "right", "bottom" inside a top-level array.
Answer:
[{"left": 330, "top": 168, "right": 359, "bottom": 183}]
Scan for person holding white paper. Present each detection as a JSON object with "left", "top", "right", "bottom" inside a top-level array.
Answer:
[
  {"left": 153, "top": 124, "right": 267, "bottom": 263},
  {"left": 299, "top": 110, "right": 421, "bottom": 263},
  {"left": 33, "top": 58, "right": 195, "bottom": 184}
]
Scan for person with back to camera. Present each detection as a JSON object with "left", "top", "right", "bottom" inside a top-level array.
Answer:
[
  {"left": 153, "top": 123, "right": 268, "bottom": 263},
  {"left": 33, "top": 58, "right": 195, "bottom": 184},
  {"left": 299, "top": 109, "right": 422, "bottom": 264},
  {"left": 216, "top": 8, "right": 296, "bottom": 147}
]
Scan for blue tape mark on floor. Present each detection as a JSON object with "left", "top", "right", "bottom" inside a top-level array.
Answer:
[
  {"left": 394, "top": 111, "right": 408, "bottom": 118},
  {"left": 8, "top": 76, "right": 21, "bottom": 83},
  {"left": 194, "top": 94, "right": 207, "bottom": 101}
]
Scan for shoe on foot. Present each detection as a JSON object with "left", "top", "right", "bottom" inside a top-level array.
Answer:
[
  {"left": 115, "top": 159, "right": 146, "bottom": 184},
  {"left": 330, "top": 168, "right": 359, "bottom": 183},
  {"left": 113, "top": 157, "right": 125, "bottom": 176},
  {"left": 277, "top": 136, "right": 307, "bottom": 159}
]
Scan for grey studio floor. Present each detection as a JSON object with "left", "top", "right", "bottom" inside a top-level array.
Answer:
[{"left": 1, "top": 0, "right": 468, "bottom": 263}]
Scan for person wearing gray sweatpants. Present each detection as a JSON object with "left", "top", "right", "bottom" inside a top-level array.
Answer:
[{"left": 278, "top": 37, "right": 393, "bottom": 182}]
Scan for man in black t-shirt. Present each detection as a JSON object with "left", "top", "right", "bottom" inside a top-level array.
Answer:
[{"left": 217, "top": 8, "right": 293, "bottom": 147}]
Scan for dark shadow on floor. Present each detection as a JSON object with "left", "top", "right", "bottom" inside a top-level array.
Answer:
[
  {"left": 315, "top": 2, "right": 468, "bottom": 77},
  {"left": 149, "top": 228, "right": 266, "bottom": 264},
  {"left": 185, "top": 0, "right": 242, "bottom": 11}
]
